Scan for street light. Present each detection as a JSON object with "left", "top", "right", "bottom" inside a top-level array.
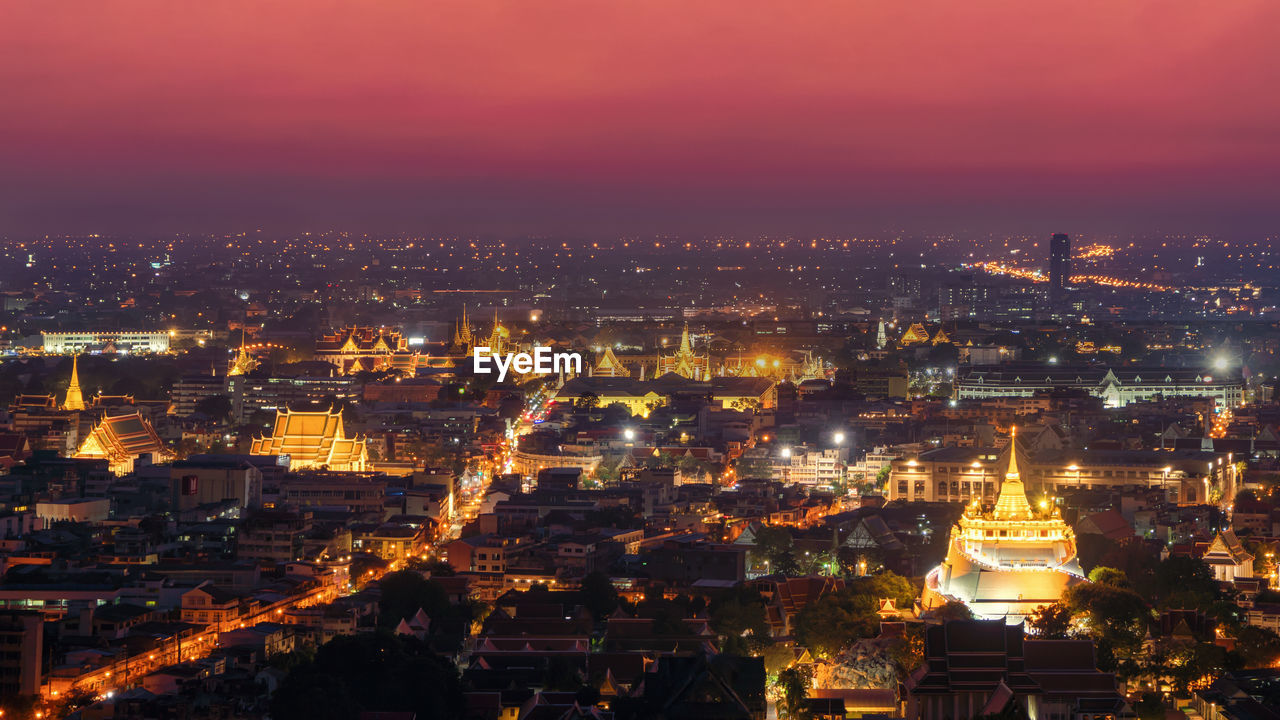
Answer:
[
  {"left": 623, "top": 428, "right": 635, "bottom": 442},
  {"left": 833, "top": 431, "right": 845, "bottom": 445}
]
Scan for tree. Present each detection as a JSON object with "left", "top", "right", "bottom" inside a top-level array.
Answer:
[
  {"left": 760, "top": 643, "right": 797, "bottom": 677},
  {"left": 194, "top": 394, "right": 233, "bottom": 422},
  {"left": 1152, "top": 556, "right": 1218, "bottom": 610},
  {"left": 1027, "top": 602, "right": 1073, "bottom": 639},
  {"left": 777, "top": 666, "right": 812, "bottom": 720},
  {"left": 270, "top": 632, "right": 463, "bottom": 720},
  {"left": 377, "top": 570, "right": 451, "bottom": 629},
  {"left": 1130, "top": 692, "right": 1168, "bottom": 720},
  {"left": 580, "top": 571, "right": 620, "bottom": 620},
  {"left": 1229, "top": 624, "right": 1280, "bottom": 669},
  {"left": 886, "top": 623, "right": 927, "bottom": 679},
  {"left": 750, "top": 525, "right": 794, "bottom": 572},
  {"left": 1064, "top": 583, "right": 1151, "bottom": 664},
  {"left": 708, "top": 585, "right": 770, "bottom": 644},
  {"left": 737, "top": 454, "right": 775, "bottom": 480},
  {"left": 874, "top": 464, "right": 891, "bottom": 489},
  {"left": 1088, "top": 566, "right": 1129, "bottom": 589},
  {"left": 793, "top": 573, "right": 919, "bottom": 657},
  {"left": 931, "top": 600, "right": 973, "bottom": 623}
]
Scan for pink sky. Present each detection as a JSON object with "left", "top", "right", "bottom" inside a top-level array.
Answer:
[{"left": 3, "top": 0, "right": 1278, "bottom": 235}]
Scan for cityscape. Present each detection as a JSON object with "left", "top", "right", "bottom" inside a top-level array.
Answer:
[{"left": 3, "top": 3, "right": 1280, "bottom": 720}]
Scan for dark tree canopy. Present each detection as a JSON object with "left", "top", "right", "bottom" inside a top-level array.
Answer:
[{"left": 270, "top": 632, "right": 463, "bottom": 720}]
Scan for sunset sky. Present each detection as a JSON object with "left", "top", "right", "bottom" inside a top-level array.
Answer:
[{"left": 3, "top": 0, "right": 1278, "bottom": 237}]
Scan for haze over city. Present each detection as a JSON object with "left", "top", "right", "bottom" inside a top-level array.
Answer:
[{"left": 4, "top": 0, "right": 1280, "bottom": 237}]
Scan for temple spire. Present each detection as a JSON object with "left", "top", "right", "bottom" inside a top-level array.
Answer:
[
  {"left": 992, "top": 427, "right": 1033, "bottom": 521},
  {"left": 229, "top": 328, "right": 256, "bottom": 376},
  {"left": 64, "top": 355, "right": 85, "bottom": 411}
]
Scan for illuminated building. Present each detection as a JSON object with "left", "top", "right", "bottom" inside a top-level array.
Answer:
[
  {"left": 7, "top": 395, "right": 78, "bottom": 454},
  {"left": 922, "top": 430, "right": 1085, "bottom": 622},
  {"left": 63, "top": 355, "right": 85, "bottom": 411},
  {"left": 314, "top": 326, "right": 411, "bottom": 375},
  {"left": 227, "top": 330, "right": 258, "bottom": 376},
  {"left": 482, "top": 309, "right": 510, "bottom": 356},
  {"left": 899, "top": 322, "right": 931, "bottom": 346},
  {"left": 171, "top": 374, "right": 229, "bottom": 417},
  {"left": 888, "top": 446, "right": 1235, "bottom": 506},
  {"left": 226, "top": 374, "right": 358, "bottom": 424},
  {"left": 655, "top": 323, "right": 709, "bottom": 380},
  {"left": 1201, "top": 529, "right": 1254, "bottom": 584},
  {"left": 956, "top": 363, "right": 1243, "bottom": 408},
  {"left": 74, "top": 411, "right": 172, "bottom": 475},
  {"left": 721, "top": 350, "right": 824, "bottom": 383},
  {"left": 555, "top": 375, "right": 775, "bottom": 417},
  {"left": 592, "top": 346, "right": 628, "bottom": 377},
  {"left": 250, "top": 407, "right": 368, "bottom": 472},
  {"left": 41, "top": 331, "right": 170, "bottom": 354},
  {"left": 449, "top": 305, "right": 475, "bottom": 353}
]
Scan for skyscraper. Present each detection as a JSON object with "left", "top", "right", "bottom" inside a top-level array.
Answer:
[{"left": 1049, "top": 232, "right": 1071, "bottom": 304}]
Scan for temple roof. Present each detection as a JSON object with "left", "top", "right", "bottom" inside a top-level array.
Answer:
[
  {"left": 75, "top": 411, "right": 169, "bottom": 471},
  {"left": 250, "top": 407, "right": 367, "bottom": 471}
]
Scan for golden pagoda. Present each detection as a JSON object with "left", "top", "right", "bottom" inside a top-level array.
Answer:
[
  {"left": 451, "top": 305, "right": 475, "bottom": 351},
  {"left": 922, "top": 428, "right": 1085, "bottom": 622},
  {"left": 63, "top": 355, "right": 85, "bottom": 411},
  {"left": 656, "top": 323, "right": 708, "bottom": 379},
  {"left": 75, "top": 411, "right": 171, "bottom": 475},
  {"left": 250, "top": 407, "right": 368, "bottom": 471},
  {"left": 485, "top": 309, "right": 509, "bottom": 356},
  {"left": 228, "top": 330, "right": 258, "bottom": 376}
]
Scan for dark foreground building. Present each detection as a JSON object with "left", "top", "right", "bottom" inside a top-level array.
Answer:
[{"left": 906, "top": 620, "right": 1129, "bottom": 720}]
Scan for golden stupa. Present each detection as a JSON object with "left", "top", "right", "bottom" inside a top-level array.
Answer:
[{"left": 922, "top": 428, "right": 1085, "bottom": 622}]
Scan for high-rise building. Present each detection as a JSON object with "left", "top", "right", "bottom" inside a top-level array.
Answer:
[{"left": 1049, "top": 232, "right": 1071, "bottom": 302}]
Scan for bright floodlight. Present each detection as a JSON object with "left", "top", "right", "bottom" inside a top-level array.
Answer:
[
  {"left": 623, "top": 428, "right": 635, "bottom": 441},
  {"left": 1213, "top": 355, "right": 1229, "bottom": 371},
  {"left": 780, "top": 447, "right": 792, "bottom": 459},
  {"left": 833, "top": 431, "right": 845, "bottom": 445}
]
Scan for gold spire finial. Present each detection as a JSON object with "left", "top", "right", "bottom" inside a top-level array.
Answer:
[
  {"left": 992, "top": 426, "right": 1033, "bottom": 520},
  {"left": 64, "top": 354, "right": 85, "bottom": 411},
  {"left": 1006, "top": 426, "right": 1020, "bottom": 481}
]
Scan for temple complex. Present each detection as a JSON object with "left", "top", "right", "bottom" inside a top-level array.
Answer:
[
  {"left": 922, "top": 428, "right": 1085, "bottom": 622},
  {"left": 250, "top": 407, "right": 368, "bottom": 471},
  {"left": 586, "top": 323, "right": 825, "bottom": 383},
  {"left": 314, "top": 326, "right": 411, "bottom": 375},
  {"left": 654, "top": 323, "right": 710, "bottom": 380}
]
